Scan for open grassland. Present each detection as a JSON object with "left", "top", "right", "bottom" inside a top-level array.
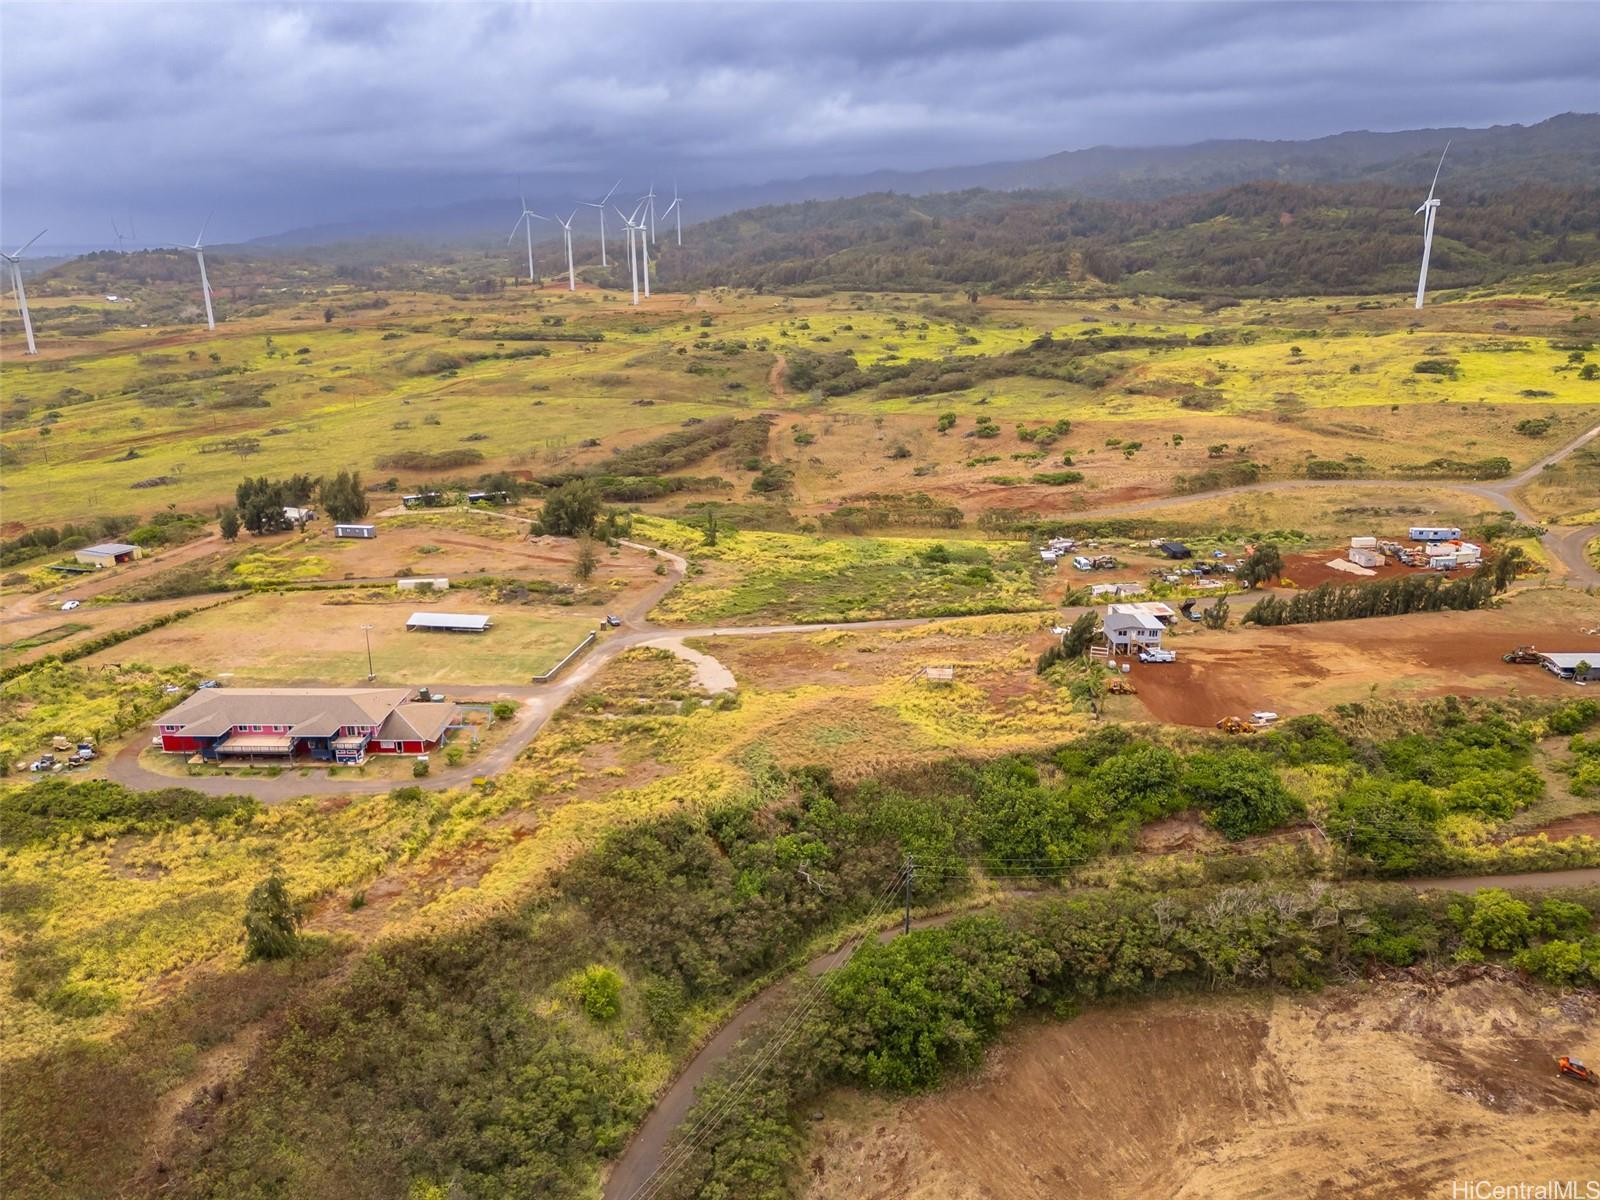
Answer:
[
  {"left": 635, "top": 515, "right": 1049, "bottom": 623},
  {"left": 4, "top": 282, "right": 1597, "bottom": 535},
  {"left": 79, "top": 591, "right": 595, "bottom": 685}
]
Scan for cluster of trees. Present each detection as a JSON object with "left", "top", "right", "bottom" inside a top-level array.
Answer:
[
  {"left": 232, "top": 474, "right": 316, "bottom": 536},
  {"left": 0, "top": 778, "right": 257, "bottom": 848},
  {"left": 1243, "top": 570, "right": 1508, "bottom": 626},
  {"left": 0, "top": 515, "right": 138, "bottom": 567}
]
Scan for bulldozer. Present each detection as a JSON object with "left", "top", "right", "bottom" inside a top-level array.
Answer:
[
  {"left": 1215, "top": 716, "right": 1256, "bottom": 735},
  {"left": 1558, "top": 1055, "right": 1596, "bottom": 1085},
  {"left": 1502, "top": 645, "right": 1541, "bottom": 665},
  {"left": 1107, "top": 677, "right": 1137, "bottom": 696}
]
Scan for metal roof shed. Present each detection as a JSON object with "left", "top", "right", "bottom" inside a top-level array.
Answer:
[{"left": 405, "top": 611, "right": 493, "bottom": 633}]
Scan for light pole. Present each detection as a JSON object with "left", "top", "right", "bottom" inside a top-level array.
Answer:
[{"left": 361, "top": 624, "right": 375, "bottom": 682}]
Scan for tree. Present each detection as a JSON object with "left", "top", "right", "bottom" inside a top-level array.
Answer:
[
  {"left": 1238, "top": 543, "right": 1284, "bottom": 590},
  {"left": 319, "top": 470, "right": 369, "bottom": 523},
  {"left": 568, "top": 965, "right": 623, "bottom": 1022},
  {"left": 540, "top": 479, "right": 602, "bottom": 537},
  {"left": 1459, "top": 888, "right": 1534, "bottom": 953},
  {"left": 218, "top": 508, "right": 240, "bottom": 541},
  {"left": 323, "top": 306, "right": 335, "bottom": 324},
  {"left": 1036, "top": 611, "right": 1098, "bottom": 674},
  {"left": 1201, "top": 598, "right": 1230, "bottom": 629},
  {"left": 703, "top": 508, "right": 720, "bottom": 547},
  {"left": 574, "top": 537, "right": 598, "bottom": 582},
  {"left": 1182, "top": 749, "right": 1301, "bottom": 839},
  {"left": 243, "top": 872, "right": 301, "bottom": 960}
]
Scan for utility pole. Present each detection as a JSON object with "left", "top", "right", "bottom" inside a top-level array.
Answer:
[
  {"left": 361, "top": 624, "right": 375, "bottom": 682},
  {"left": 902, "top": 857, "right": 915, "bottom": 936}
]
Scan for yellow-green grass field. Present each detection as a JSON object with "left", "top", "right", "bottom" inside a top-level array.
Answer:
[
  {"left": 79, "top": 591, "right": 595, "bottom": 684},
  {"left": 5, "top": 283, "right": 1598, "bottom": 535}
]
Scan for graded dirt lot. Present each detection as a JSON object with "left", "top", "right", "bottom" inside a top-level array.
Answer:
[
  {"left": 804, "top": 976, "right": 1600, "bottom": 1200},
  {"left": 1127, "top": 588, "right": 1600, "bottom": 727}
]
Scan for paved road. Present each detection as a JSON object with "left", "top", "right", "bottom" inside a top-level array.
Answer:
[{"left": 600, "top": 863, "right": 1600, "bottom": 1200}]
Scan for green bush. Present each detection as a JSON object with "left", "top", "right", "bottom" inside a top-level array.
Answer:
[{"left": 569, "top": 965, "right": 623, "bottom": 1022}]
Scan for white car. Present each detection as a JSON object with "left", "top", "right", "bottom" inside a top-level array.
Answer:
[
  {"left": 1138, "top": 648, "right": 1177, "bottom": 663},
  {"left": 61, "top": 599, "right": 81, "bottom": 611}
]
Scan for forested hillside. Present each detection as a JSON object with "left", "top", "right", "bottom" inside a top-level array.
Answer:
[{"left": 657, "top": 181, "right": 1600, "bottom": 296}]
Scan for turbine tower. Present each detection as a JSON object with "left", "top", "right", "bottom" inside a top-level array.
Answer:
[
  {"left": 190, "top": 214, "right": 216, "bottom": 331},
  {"left": 615, "top": 201, "right": 646, "bottom": 305},
  {"left": 507, "top": 196, "right": 548, "bottom": 283},
  {"left": 646, "top": 181, "right": 657, "bottom": 245},
  {"left": 2, "top": 229, "right": 46, "bottom": 355},
  {"left": 662, "top": 181, "right": 684, "bottom": 247},
  {"left": 556, "top": 210, "right": 579, "bottom": 291},
  {"left": 1413, "top": 141, "right": 1450, "bottom": 310},
  {"left": 581, "top": 180, "right": 620, "bottom": 267}
]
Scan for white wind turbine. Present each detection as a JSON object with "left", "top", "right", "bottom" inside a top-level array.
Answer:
[
  {"left": 1413, "top": 141, "right": 1450, "bottom": 309},
  {"left": 580, "top": 180, "right": 621, "bottom": 268},
  {"left": 2, "top": 229, "right": 46, "bottom": 355},
  {"left": 661, "top": 181, "right": 684, "bottom": 247},
  {"left": 508, "top": 196, "right": 549, "bottom": 283},
  {"left": 556, "top": 209, "right": 580, "bottom": 291},
  {"left": 111, "top": 219, "right": 130, "bottom": 252},
  {"left": 615, "top": 200, "right": 647, "bottom": 305},
  {"left": 646, "top": 181, "right": 657, "bottom": 245},
  {"left": 190, "top": 214, "right": 216, "bottom": 331}
]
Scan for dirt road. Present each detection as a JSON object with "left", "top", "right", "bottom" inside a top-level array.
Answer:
[{"left": 600, "top": 865, "right": 1600, "bottom": 1200}]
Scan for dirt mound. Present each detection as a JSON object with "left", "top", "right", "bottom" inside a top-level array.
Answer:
[{"left": 803, "top": 978, "right": 1599, "bottom": 1200}]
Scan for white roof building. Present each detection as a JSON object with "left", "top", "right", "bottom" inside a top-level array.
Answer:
[{"left": 405, "top": 611, "right": 492, "bottom": 632}]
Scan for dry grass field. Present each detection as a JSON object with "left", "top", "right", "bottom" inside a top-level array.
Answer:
[{"left": 803, "top": 977, "right": 1599, "bottom": 1200}]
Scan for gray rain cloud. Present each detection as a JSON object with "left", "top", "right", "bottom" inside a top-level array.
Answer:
[{"left": 3, "top": 0, "right": 1597, "bottom": 247}]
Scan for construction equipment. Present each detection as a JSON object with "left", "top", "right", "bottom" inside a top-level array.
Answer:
[
  {"left": 1107, "top": 677, "right": 1137, "bottom": 696},
  {"left": 1215, "top": 716, "right": 1256, "bottom": 734},
  {"left": 1502, "top": 645, "right": 1541, "bottom": 665},
  {"left": 1558, "top": 1055, "right": 1596, "bottom": 1085}
]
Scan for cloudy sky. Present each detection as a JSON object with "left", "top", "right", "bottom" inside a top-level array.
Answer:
[{"left": 3, "top": 0, "right": 1597, "bottom": 249}]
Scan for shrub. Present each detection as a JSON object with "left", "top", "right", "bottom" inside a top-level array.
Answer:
[
  {"left": 569, "top": 965, "right": 623, "bottom": 1022},
  {"left": 491, "top": 700, "right": 517, "bottom": 721}
]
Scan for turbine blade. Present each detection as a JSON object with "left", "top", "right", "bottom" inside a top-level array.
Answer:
[
  {"left": 195, "top": 210, "right": 213, "bottom": 247},
  {"left": 1423, "top": 140, "right": 1450, "bottom": 204},
  {"left": 509, "top": 213, "right": 525, "bottom": 243},
  {"left": 13, "top": 228, "right": 47, "bottom": 257},
  {"left": 601, "top": 179, "right": 620, "bottom": 203}
]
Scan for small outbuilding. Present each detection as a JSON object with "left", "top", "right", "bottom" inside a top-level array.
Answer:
[
  {"left": 1157, "top": 541, "right": 1192, "bottom": 560},
  {"left": 75, "top": 542, "right": 142, "bottom": 567},
  {"left": 398, "top": 577, "right": 450, "bottom": 592},
  {"left": 1539, "top": 653, "right": 1600, "bottom": 683},
  {"left": 334, "top": 523, "right": 376, "bottom": 539},
  {"left": 405, "top": 611, "right": 492, "bottom": 633},
  {"left": 1349, "top": 547, "right": 1385, "bottom": 568}
]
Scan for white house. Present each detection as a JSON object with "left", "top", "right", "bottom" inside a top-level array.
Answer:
[{"left": 1102, "top": 604, "right": 1166, "bottom": 653}]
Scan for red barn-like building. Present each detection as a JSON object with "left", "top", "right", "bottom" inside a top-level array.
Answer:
[{"left": 153, "top": 687, "right": 458, "bottom": 764}]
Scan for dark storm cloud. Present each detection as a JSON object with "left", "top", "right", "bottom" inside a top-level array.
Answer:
[{"left": 3, "top": 0, "right": 1596, "bottom": 247}]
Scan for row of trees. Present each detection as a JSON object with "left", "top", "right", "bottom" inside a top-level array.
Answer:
[{"left": 1243, "top": 571, "right": 1505, "bottom": 626}]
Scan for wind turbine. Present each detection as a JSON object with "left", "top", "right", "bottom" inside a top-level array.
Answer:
[
  {"left": 580, "top": 180, "right": 620, "bottom": 267},
  {"left": 190, "top": 214, "right": 216, "bottom": 331},
  {"left": 615, "top": 201, "right": 646, "bottom": 305},
  {"left": 111, "top": 219, "right": 129, "bottom": 252},
  {"left": 507, "top": 196, "right": 548, "bottom": 283},
  {"left": 556, "top": 209, "right": 579, "bottom": 291},
  {"left": 661, "top": 181, "right": 684, "bottom": 247},
  {"left": 646, "top": 181, "right": 657, "bottom": 245},
  {"left": 2, "top": 229, "right": 46, "bottom": 355},
  {"left": 1413, "top": 141, "right": 1449, "bottom": 309}
]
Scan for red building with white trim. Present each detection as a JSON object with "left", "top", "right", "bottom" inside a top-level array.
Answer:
[{"left": 154, "top": 687, "right": 458, "bottom": 764}]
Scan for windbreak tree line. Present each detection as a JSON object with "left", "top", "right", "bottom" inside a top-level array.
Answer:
[{"left": 1243, "top": 570, "right": 1507, "bottom": 626}]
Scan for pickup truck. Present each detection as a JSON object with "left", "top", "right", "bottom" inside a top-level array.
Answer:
[{"left": 1138, "top": 648, "right": 1177, "bottom": 664}]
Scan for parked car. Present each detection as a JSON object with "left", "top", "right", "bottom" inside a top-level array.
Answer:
[
  {"left": 197, "top": 679, "right": 221, "bottom": 689},
  {"left": 603, "top": 614, "right": 622, "bottom": 628},
  {"left": 60, "top": 599, "right": 81, "bottom": 611},
  {"left": 1138, "top": 648, "right": 1177, "bottom": 664},
  {"left": 29, "top": 754, "right": 56, "bottom": 772}
]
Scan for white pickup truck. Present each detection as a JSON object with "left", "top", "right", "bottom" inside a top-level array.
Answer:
[{"left": 1138, "top": 648, "right": 1177, "bottom": 664}]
